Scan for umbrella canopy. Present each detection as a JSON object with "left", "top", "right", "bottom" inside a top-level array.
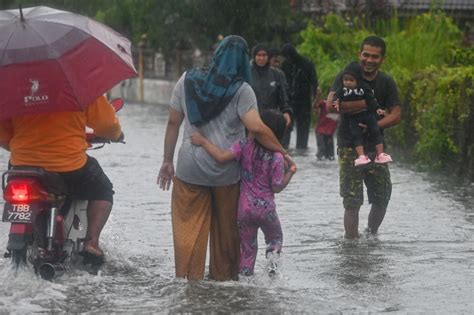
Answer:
[{"left": 0, "top": 6, "right": 137, "bottom": 120}]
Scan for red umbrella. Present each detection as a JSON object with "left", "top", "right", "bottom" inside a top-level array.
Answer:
[{"left": 0, "top": 6, "right": 137, "bottom": 120}]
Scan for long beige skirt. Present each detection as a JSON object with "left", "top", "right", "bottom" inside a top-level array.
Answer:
[{"left": 171, "top": 177, "right": 240, "bottom": 281}]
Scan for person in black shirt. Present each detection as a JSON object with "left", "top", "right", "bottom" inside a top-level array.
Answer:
[
  {"left": 250, "top": 44, "right": 292, "bottom": 130},
  {"left": 335, "top": 61, "right": 393, "bottom": 166},
  {"left": 280, "top": 44, "right": 318, "bottom": 150},
  {"left": 268, "top": 47, "right": 282, "bottom": 68},
  {"left": 327, "top": 36, "right": 401, "bottom": 239}
]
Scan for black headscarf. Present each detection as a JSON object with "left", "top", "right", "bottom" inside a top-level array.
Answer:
[
  {"left": 281, "top": 43, "right": 300, "bottom": 63},
  {"left": 251, "top": 44, "right": 270, "bottom": 73}
]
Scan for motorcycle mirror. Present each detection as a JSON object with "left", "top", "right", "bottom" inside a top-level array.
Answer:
[{"left": 110, "top": 98, "right": 124, "bottom": 112}]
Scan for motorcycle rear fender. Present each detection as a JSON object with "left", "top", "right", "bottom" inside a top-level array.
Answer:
[
  {"left": 7, "top": 234, "right": 27, "bottom": 250},
  {"left": 8, "top": 224, "right": 33, "bottom": 250}
]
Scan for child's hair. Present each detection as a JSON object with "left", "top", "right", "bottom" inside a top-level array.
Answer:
[
  {"left": 342, "top": 61, "right": 363, "bottom": 83},
  {"left": 251, "top": 110, "right": 286, "bottom": 175},
  {"left": 260, "top": 109, "right": 286, "bottom": 141}
]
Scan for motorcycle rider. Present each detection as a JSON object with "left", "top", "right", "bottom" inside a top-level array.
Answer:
[{"left": 0, "top": 95, "right": 123, "bottom": 261}]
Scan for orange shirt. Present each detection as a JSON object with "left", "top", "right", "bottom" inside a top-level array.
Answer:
[{"left": 0, "top": 96, "right": 122, "bottom": 172}]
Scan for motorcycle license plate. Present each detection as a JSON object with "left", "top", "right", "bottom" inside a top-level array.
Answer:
[{"left": 2, "top": 203, "right": 34, "bottom": 223}]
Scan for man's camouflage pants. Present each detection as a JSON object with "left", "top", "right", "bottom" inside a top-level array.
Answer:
[{"left": 338, "top": 147, "right": 392, "bottom": 209}]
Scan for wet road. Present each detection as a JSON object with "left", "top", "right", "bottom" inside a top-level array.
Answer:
[{"left": 0, "top": 103, "right": 472, "bottom": 313}]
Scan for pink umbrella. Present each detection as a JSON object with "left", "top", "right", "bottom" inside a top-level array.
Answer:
[{"left": 0, "top": 6, "right": 137, "bottom": 120}]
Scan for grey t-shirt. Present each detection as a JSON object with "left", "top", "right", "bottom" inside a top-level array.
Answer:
[{"left": 170, "top": 73, "right": 258, "bottom": 186}]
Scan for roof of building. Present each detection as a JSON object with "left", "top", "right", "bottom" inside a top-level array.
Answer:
[
  {"left": 388, "top": 0, "right": 474, "bottom": 11},
  {"left": 298, "top": 0, "right": 474, "bottom": 12}
]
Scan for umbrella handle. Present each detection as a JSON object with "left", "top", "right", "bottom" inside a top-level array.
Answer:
[{"left": 19, "top": 4, "right": 25, "bottom": 22}]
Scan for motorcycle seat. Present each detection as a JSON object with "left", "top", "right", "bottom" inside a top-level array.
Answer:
[{"left": 5, "top": 166, "right": 68, "bottom": 196}]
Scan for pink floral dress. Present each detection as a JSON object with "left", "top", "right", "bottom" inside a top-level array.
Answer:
[{"left": 230, "top": 138, "right": 284, "bottom": 276}]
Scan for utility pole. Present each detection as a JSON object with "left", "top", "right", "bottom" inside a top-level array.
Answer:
[{"left": 138, "top": 33, "right": 147, "bottom": 102}]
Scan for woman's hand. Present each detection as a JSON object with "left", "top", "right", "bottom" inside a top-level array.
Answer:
[
  {"left": 157, "top": 161, "right": 174, "bottom": 191},
  {"left": 284, "top": 154, "right": 297, "bottom": 173}
]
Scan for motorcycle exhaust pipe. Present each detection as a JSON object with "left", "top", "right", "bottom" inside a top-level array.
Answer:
[{"left": 38, "top": 263, "right": 66, "bottom": 280}]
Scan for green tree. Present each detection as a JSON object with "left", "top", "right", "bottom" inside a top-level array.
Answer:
[
  {"left": 116, "top": 0, "right": 304, "bottom": 58},
  {"left": 0, "top": 0, "right": 110, "bottom": 16},
  {"left": 1, "top": 0, "right": 303, "bottom": 59}
]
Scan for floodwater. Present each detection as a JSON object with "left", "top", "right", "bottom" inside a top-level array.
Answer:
[{"left": 0, "top": 103, "right": 472, "bottom": 313}]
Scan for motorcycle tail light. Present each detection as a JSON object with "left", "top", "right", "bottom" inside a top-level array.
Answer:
[{"left": 4, "top": 178, "right": 48, "bottom": 203}]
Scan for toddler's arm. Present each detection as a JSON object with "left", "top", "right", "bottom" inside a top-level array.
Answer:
[
  {"left": 333, "top": 88, "right": 367, "bottom": 114},
  {"left": 190, "top": 132, "right": 234, "bottom": 163},
  {"left": 376, "top": 108, "right": 387, "bottom": 117},
  {"left": 272, "top": 164, "right": 297, "bottom": 193}
]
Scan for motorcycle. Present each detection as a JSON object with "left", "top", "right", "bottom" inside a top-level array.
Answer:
[{"left": 1, "top": 98, "right": 124, "bottom": 280}]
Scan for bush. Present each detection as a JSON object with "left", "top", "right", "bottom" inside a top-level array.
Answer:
[{"left": 410, "top": 66, "right": 474, "bottom": 169}]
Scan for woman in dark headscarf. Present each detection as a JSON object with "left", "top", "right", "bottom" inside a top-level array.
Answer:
[
  {"left": 250, "top": 44, "right": 292, "bottom": 132},
  {"left": 157, "top": 35, "right": 289, "bottom": 281}
]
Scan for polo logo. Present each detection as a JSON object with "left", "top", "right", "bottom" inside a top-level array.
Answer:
[
  {"left": 30, "top": 79, "right": 39, "bottom": 96},
  {"left": 24, "top": 79, "right": 49, "bottom": 106}
]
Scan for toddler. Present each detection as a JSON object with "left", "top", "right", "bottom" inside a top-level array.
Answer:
[{"left": 335, "top": 61, "right": 392, "bottom": 166}]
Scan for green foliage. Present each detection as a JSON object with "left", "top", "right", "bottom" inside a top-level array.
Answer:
[
  {"left": 298, "top": 12, "right": 463, "bottom": 95},
  {"left": 0, "top": 0, "right": 137, "bottom": 39},
  {"left": 187, "top": 0, "right": 300, "bottom": 47},
  {"left": 298, "top": 14, "right": 370, "bottom": 93},
  {"left": 0, "top": 0, "right": 111, "bottom": 17},
  {"left": 112, "top": 0, "right": 303, "bottom": 58},
  {"left": 447, "top": 46, "right": 474, "bottom": 67},
  {"left": 410, "top": 66, "right": 474, "bottom": 169},
  {"left": 0, "top": 0, "right": 301, "bottom": 59},
  {"left": 382, "top": 13, "right": 462, "bottom": 72}
]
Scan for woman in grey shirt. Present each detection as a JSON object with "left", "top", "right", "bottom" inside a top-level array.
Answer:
[{"left": 157, "top": 35, "right": 290, "bottom": 281}]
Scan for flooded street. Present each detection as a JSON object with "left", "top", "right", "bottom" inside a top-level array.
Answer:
[{"left": 0, "top": 103, "right": 472, "bottom": 313}]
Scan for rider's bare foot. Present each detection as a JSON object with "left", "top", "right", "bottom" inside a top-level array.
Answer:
[{"left": 83, "top": 242, "right": 104, "bottom": 257}]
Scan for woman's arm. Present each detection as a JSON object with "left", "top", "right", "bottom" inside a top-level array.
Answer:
[
  {"left": 241, "top": 109, "right": 285, "bottom": 154},
  {"left": 242, "top": 108, "right": 297, "bottom": 170},
  {"left": 191, "top": 132, "right": 234, "bottom": 163},
  {"left": 157, "top": 108, "right": 184, "bottom": 191},
  {"left": 272, "top": 166, "right": 296, "bottom": 193}
]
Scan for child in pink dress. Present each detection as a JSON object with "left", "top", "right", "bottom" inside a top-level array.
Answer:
[{"left": 191, "top": 109, "right": 296, "bottom": 277}]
